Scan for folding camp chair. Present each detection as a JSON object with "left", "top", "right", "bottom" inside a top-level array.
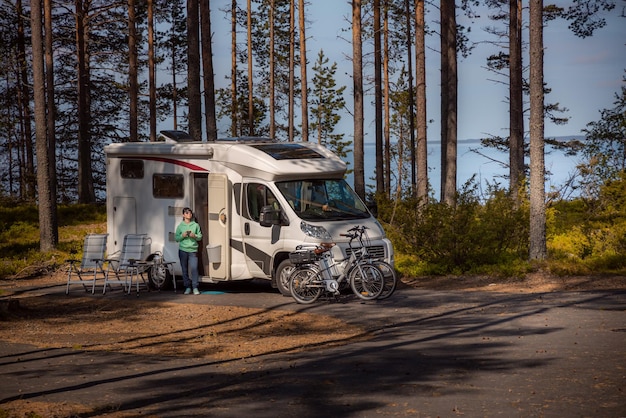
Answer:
[
  {"left": 65, "top": 234, "right": 108, "bottom": 294},
  {"left": 103, "top": 234, "right": 151, "bottom": 296}
]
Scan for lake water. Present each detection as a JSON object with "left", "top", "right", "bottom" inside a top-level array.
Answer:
[{"left": 346, "top": 139, "right": 582, "bottom": 198}]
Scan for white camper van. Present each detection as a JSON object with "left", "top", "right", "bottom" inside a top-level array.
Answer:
[{"left": 104, "top": 131, "right": 394, "bottom": 295}]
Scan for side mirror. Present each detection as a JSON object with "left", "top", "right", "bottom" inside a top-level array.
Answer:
[{"left": 260, "top": 205, "right": 283, "bottom": 227}]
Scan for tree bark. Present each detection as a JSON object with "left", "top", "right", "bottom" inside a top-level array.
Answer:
[
  {"left": 352, "top": 0, "right": 365, "bottom": 199},
  {"left": 187, "top": 0, "right": 202, "bottom": 140},
  {"left": 288, "top": 0, "right": 294, "bottom": 141},
  {"left": 269, "top": 0, "right": 275, "bottom": 138},
  {"left": 128, "top": 0, "right": 138, "bottom": 142},
  {"left": 247, "top": 0, "right": 254, "bottom": 135},
  {"left": 529, "top": 0, "right": 547, "bottom": 260},
  {"left": 405, "top": 0, "right": 416, "bottom": 197},
  {"left": 231, "top": 0, "right": 238, "bottom": 136},
  {"left": 298, "top": 0, "right": 309, "bottom": 142},
  {"left": 415, "top": 0, "right": 428, "bottom": 207},
  {"left": 201, "top": 0, "right": 217, "bottom": 141},
  {"left": 440, "top": 0, "right": 457, "bottom": 205},
  {"left": 31, "top": 0, "right": 57, "bottom": 251},
  {"left": 148, "top": 0, "right": 157, "bottom": 141},
  {"left": 374, "top": 0, "right": 383, "bottom": 193},
  {"left": 509, "top": 0, "right": 524, "bottom": 198}
]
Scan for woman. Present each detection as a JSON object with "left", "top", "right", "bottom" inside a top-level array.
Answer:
[{"left": 175, "top": 207, "right": 203, "bottom": 295}]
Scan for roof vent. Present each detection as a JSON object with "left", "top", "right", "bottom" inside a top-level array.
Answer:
[{"left": 158, "top": 130, "right": 196, "bottom": 143}]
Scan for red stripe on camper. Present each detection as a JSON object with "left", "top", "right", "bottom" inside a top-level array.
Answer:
[{"left": 141, "top": 156, "right": 208, "bottom": 171}]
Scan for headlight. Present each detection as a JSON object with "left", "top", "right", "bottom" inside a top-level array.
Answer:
[{"left": 300, "top": 221, "right": 332, "bottom": 240}]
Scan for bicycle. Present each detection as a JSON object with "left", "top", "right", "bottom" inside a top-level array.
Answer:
[
  {"left": 288, "top": 226, "right": 385, "bottom": 304},
  {"left": 351, "top": 225, "right": 398, "bottom": 300}
]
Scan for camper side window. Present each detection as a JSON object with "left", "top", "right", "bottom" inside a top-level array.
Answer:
[
  {"left": 153, "top": 174, "right": 184, "bottom": 198},
  {"left": 121, "top": 159, "right": 144, "bottom": 179}
]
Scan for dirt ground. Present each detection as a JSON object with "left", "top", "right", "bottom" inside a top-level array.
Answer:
[{"left": 1, "top": 270, "right": 624, "bottom": 417}]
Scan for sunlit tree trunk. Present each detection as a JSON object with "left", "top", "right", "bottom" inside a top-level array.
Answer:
[
  {"left": 187, "top": 0, "right": 202, "bottom": 140},
  {"left": 509, "top": 0, "right": 524, "bottom": 198},
  {"left": 298, "top": 0, "right": 308, "bottom": 142},
  {"left": 405, "top": 0, "right": 416, "bottom": 197},
  {"left": 201, "top": 0, "right": 217, "bottom": 141},
  {"left": 415, "top": 0, "right": 428, "bottom": 207},
  {"left": 288, "top": 0, "right": 294, "bottom": 141},
  {"left": 148, "top": 0, "right": 156, "bottom": 141},
  {"left": 440, "top": 0, "right": 457, "bottom": 205},
  {"left": 31, "top": 0, "right": 57, "bottom": 251},
  {"left": 374, "top": 0, "right": 384, "bottom": 193},
  {"left": 230, "top": 0, "right": 238, "bottom": 136},
  {"left": 383, "top": 0, "right": 391, "bottom": 198},
  {"left": 128, "top": 0, "right": 138, "bottom": 142},
  {"left": 529, "top": 0, "right": 546, "bottom": 260},
  {"left": 352, "top": 0, "right": 365, "bottom": 199},
  {"left": 247, "top": 0, "right": 254, "bottom": 135},
  {"left": 269, "top": 0, "right": 275, "bottom": 138},
  {"left": 44, "top": 0, "right": 57, "bottom": 204}
]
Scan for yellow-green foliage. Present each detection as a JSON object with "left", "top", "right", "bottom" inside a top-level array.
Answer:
[{"left": 0, "top": 204, "right": 106, "bottom": 279}]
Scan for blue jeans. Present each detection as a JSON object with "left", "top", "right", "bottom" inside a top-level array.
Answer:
[{"left": 179, "top": 249, "right": 199, "bottom": 290}]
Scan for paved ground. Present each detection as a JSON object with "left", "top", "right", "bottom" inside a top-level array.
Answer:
[{"left": 1, "top": 281, "right": 625, "bottom": 417}]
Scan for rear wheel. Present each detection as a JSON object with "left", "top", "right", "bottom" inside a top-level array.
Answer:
[
  {"left": 289, "top": 266, "right": 323, "bottom": 304},
  {"left": 148, "top": 262, "right": 172, "bottom": 290},
  {"left": 349, "top": 264, "right": 384, "bottom": 300}
]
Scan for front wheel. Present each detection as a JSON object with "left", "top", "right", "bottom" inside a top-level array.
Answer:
[
  {"left": 372, "top": 260, "right": 397, "bottom": 299},
  {"left": 275, "top": 259, "right": 295, "bottom": 296},
  {"left": 148, "top": 261, "right": 172, "bottom": 290},
  {"left": 349, "top": 264, "right": 384, "bottom": 300},
  {"left": 289, "top": 266, "right": 323, "bottom": 304}
]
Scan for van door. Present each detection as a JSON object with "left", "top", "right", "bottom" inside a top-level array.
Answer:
[
  {"left": 206, "top": 173, "right": 230, "bottom": 280},
  {"left": 241, "top": 180, "right": 283, "bottom": 278},
  {"left": 112, "top": 196, "right": 137, "bottom": 251}
]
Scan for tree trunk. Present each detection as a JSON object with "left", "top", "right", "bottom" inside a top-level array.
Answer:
[
  {"left": 128, "top": 0, "right": 138, "bottom": 142},
  {"left": 440, "top": 0, "right": 457, "bottom": 205},
  {"left": 529, "top": 0, "right": 547, "bottom": 260},
  {"left": 30, "top": 0, "right": 57, "bottom": 251},
  {"left": 269, "top": 0, "right": 275, "bottom": 138},
  {"left": 415, "top": 0, "right": 428, "bottom": 207},
  {"left": 201, "top": 0, "right": 217, "bottom": 141},
  {"left": 16, "top": 0, "right": 35, "bottom": 200},
  {"left": 187, "top": 0, "right": 202, "bottom": 140},
  {"left": 298, "top": 0, "right": 309, "bottom": 142},
  {"left": 374, "top": 0, "right": 383, "bottom": 193},
  {"left": 231, "top": 0, "right": 238, "bottom": 137},
  {"left": 148, "top": 0, "right": 157, "bottom": 141},
  {"left": 383, "top": 1, "right": 391, "bottom": 198},
  {"left": 44, "top": 0, "right": 57, "bottom": 208},
  {"left": 247, "top": 0, "right": 254, "bottom": 136},
  {"left": 75, "top": 0, "right": 94, "bottom": 203},
  {"left": 352, "top": 0, "right": 365, "bottom": 199},
  {"left": 288, "top": 0, "right": 294, "bottom": 141},
  {"left": 509, "top": 0, "right": 524, "bottom": 198},
  {"left": 405, "top": 0, "right": 416, "bottom": 198}
]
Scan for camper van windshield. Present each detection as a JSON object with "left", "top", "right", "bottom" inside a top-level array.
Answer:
[{"left": 276, "top": 179, "right": 370, "bottom": 221}]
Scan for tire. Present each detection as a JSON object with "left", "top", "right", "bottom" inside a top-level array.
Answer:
[
  {"left": 289, "top": 266, "right": 323, "bottom": 304},
  {"left": 275, "top": 259, "right": 295, "bottom": 296},
  {"left": 349, "top": 263, "right": 384, "bottom": 300},
  {"left": 148, "top": 261, "right": 171, "bottom": 290},
  {"left": 372, "top": 260, "right": 397, "bottom": 299}
]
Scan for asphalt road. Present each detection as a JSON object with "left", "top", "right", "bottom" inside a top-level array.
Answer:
[{"left": 1, "top": 281, "right": 625, "bottom": 417}]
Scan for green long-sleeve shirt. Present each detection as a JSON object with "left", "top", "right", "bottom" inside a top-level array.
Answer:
[{"left": 175, "top": 221, "right": 203, "bottom": 253}]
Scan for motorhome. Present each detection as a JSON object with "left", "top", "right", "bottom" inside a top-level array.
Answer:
[{"left": 104, "top": 131, "right": 394, "bottom": 295}]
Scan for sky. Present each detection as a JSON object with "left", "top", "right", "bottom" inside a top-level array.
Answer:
[{"left": 192, "top": 0, "right": 626, "bottom": 143}]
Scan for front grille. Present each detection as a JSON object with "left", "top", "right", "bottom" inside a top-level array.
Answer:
[{"left": 346, "top": 245, "right": 385, "bottom": 260}]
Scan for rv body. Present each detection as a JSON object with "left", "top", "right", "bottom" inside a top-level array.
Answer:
[{"left": 104, "top": 133, "right": 394, "bottom": 293}]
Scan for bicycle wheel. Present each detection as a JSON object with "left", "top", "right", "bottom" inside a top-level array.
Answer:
[
  {"left": 349, "top": 263, "right": 384, "bottom": 300},
  {"left": 372, "top": 260, "right": 397, "bottom": 299},
  {"left": 289, "top": 266, "right": 323, "bottom": 304}
]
